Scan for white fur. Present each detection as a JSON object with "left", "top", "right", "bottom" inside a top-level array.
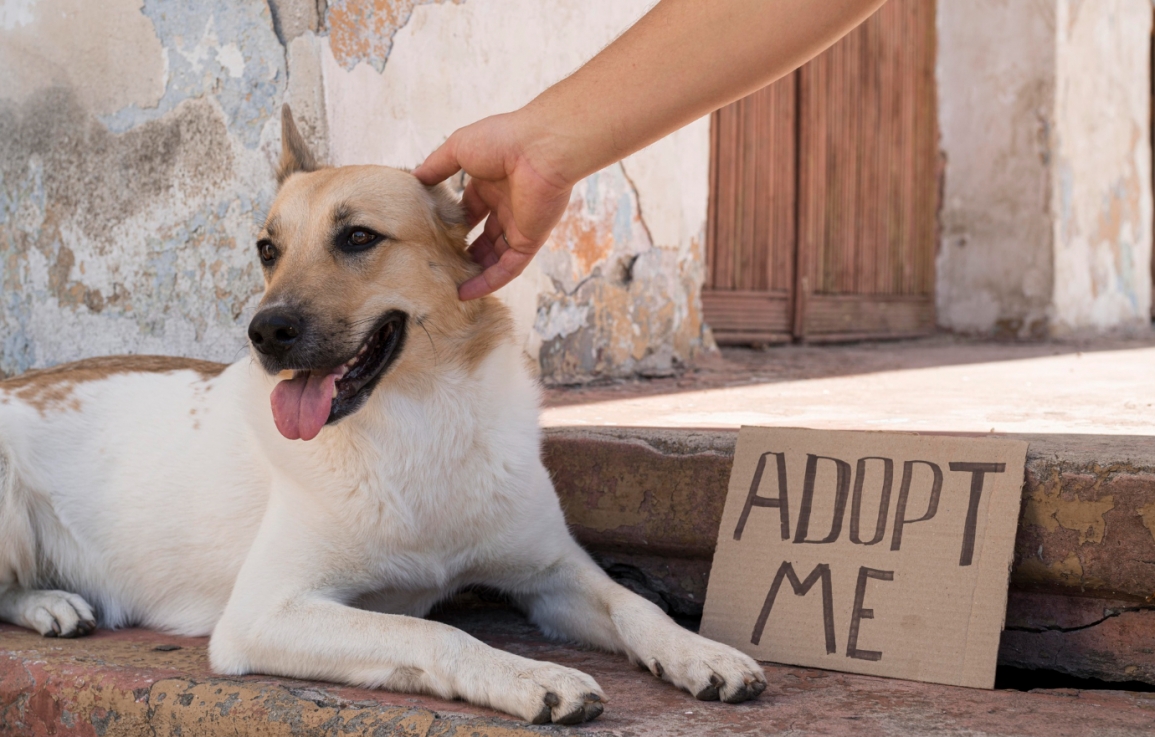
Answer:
[{"left": 0, "top": 336, "right": 765, "bottom": 722}]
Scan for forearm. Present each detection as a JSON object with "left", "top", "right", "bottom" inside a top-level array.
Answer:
[{"left": 523, "top": 0, "right": 887, "bottom": 185}]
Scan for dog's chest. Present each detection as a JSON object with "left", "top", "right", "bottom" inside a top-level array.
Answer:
[{"left": 325, "top": 448, "right": 536, "bottom": 592}]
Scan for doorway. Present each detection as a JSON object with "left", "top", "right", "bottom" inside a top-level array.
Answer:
[{"left": 704, "top": 0, "right": 939, "bottom": 345}]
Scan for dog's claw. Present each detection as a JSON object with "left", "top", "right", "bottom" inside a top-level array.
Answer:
[
  {"left": 694, "top": 674, "right": 723, "bottom": 701},
  {"left": 554, "top": 694, "right": 605, "bottom": 725},
  {"left": 723, "top": 677, "right": 767, "bottom": 704},
  {"left": 531, "top": 703, "right": 552, "bottom": 725}
]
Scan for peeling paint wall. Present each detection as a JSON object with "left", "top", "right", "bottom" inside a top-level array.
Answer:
[
  {"left": 0, "top": 0, "right": 286, "bottom": 375},
  {"left": 937, "top": 0, "right": 1152, "bottom": 338},
  {"left": 936, "top": 1, "right": 1056, "bottom": 338},
  {"left": 1050, "top": 0, "right": 1153, "bottom": 335},
  {"left": 317, "top": 0, "right": 710, "bottom": 382},
  {"left": 0, "top": 0, "right": 707, "bottom": 383}
]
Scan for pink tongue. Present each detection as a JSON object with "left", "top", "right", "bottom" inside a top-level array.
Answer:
[{"left": 270, "top": 371, "right": 340, "bottom": 441}]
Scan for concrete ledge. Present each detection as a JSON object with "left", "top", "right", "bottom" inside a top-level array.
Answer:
[
  {"left": 543, "top": 427, "right": 1155, "bottom": 682},
  {"left": 4, "top": 608, "right": 1155, "bottom": 737}
]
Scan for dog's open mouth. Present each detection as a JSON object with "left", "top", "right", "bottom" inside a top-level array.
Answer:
[{"left": 270, "top": 311, "right": 407, "bottom": 441}]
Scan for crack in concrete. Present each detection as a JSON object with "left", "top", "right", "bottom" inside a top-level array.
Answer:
[
  {"left": 619, "top": 163, "right": 656, "bottom": 249},
  {"left": 1006, "top": 605, "right": 1155, "bottom": 634}
]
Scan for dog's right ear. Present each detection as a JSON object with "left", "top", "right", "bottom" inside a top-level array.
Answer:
[{"left": 277, "top": 104, "right": 318, "bottom": 186}]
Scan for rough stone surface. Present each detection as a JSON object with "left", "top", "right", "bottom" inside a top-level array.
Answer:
[
  {"left": 4, "top": 608, "right": 1155, "bottom": 737},
  {"left": 1000, "top": 591, "right": 1155, "bottom": 684}
]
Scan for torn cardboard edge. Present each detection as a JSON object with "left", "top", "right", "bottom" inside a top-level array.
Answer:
[{"left": 700, "top": 427, "right": 1028, "bottom": 689}]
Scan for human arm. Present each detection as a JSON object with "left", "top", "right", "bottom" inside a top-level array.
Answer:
[{"left": 414, "top": 0, "right": 888, "bottom": 300}]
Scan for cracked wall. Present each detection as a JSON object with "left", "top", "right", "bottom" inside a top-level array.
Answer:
[
  {"left": 1050, "top": 0, "right": 1153, "bottom": 334},
  {"left": 318, "top": 0, "right": 711, "bottom": 383},
  {"left": 1, "top": 0, "right": 708, "bottom": 383},
  {"left": 0, "top": 0, "right": 286, "bottom": 375}
]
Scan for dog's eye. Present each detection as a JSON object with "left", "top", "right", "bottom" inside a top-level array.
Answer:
[
  {"left": 341, "top": 228, "right": 382, "bottom": 253},
  {"left": 258, "top": 240, "right": 278, "bottom": 265}
]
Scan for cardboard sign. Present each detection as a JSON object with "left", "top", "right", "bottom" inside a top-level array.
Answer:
[{"left": 700, "top": 427, "right": 1027, "bottom": 689}]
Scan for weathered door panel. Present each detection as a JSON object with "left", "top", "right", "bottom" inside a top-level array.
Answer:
[
  {"left": 704, "top": 0, "right": 939, "bottom": 344},
  {"left": 704, "top": 74, "right": 797, "bottom": 345},
  {"left": 795, "top": 0, "right": 938, "bottom": 341}
]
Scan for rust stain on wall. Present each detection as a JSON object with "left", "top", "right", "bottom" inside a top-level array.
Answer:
[
  {"left": 550, "top": 198, "right": 618, "bottom": 277},
  {"left": 326, "top": 0, "right": 465, "bottom": 71},
  {"left": 1138, "top": 502, "right": 1155, "bottom": 543},
  {"left": 536, "top": 165, "right": 707, "bottom": 383},
  {"left": 1022, "top": 471, "right": 1115, "bottom": 544}
]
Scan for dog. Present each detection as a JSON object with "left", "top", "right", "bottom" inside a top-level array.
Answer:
[{"left": 0, "top": 105, "right": 766, "bottom": 724}]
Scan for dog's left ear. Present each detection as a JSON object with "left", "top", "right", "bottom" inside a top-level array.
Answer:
[
  {"left": 424, "top": 182, "right": 470, "bottom": 241},
  {"left": 277, "top": 104, "right": 319, "bottom": 185}
]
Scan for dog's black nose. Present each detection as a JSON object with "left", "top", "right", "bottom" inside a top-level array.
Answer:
[{"left": 248, "top": 309, "right": 304, "bottom": 358}]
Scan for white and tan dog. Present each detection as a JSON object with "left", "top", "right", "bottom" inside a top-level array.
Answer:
[{"left": 0, "top": 106, "right": 765, "bottom": 724}]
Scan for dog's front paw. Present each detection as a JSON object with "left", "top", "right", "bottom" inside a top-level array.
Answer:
[
  {"left": 19, "top": 590, "right": 96, "bottom": 638},
  {"left": 497, "top": 660, "right": 605, "bottom": 725},
  {"left": 646, "top": 634, "right": 767, "bottom": 704}
]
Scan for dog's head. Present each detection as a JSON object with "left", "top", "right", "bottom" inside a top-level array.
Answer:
[{"left": 248, "top": 105, "right": 497, "bottom": 441}]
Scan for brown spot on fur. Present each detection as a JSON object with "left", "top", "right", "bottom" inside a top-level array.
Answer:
[{"left": 2, "top": 355, "right": 226, "bottom": 414}]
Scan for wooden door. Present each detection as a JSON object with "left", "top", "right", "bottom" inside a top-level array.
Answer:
[
  {"left": 704, "top": 0, "right": 938, "bottom": 345},
  {"left": 702, "top": 75, "right": 798, "bottom": 345}
]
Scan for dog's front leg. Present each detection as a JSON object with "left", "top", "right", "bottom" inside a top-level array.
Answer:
[
  {"left": 209, "top": 510, "right": 604, "bottom": 724},
  {"left": 516, "top": 545, "right": 767, "bottom": 704}
]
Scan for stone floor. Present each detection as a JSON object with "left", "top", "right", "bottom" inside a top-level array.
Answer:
[
  {"left": 542, "top": 334, "right": 1155, "bottom": 435},
  {"left": 3, "top": 606, "right": 1155, "bottom": 737}
]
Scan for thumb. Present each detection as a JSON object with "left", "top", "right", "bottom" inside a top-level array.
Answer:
[{"left": 413, "top": 134, "right": 461, "bottom": 185}]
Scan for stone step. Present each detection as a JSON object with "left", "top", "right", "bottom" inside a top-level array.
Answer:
[
  {"left": 543, "top": 427, "right": 1155, "bottom": 684},
  {"left": 4, "top": 609, "right": 1155, "bottom": 737}
]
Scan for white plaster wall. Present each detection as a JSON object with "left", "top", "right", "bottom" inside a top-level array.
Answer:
[
  {"left": 317, "top": 0, "right": 711, "bottom": 379},
  {"left": 0, "top": 0, "right": 286, "bottom": 375},
  {"left": 937, "top": 0, "right": 1153, "bottom": 337},
  {"left": 1050, "top": 0, "right": 1152, "bottom": 333},
  {"left": 936, "top": 0, "right": 1057, "bottom": 337}
]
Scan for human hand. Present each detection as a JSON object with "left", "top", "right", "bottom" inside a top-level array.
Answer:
[{"left": 413, "top": 111, "right": 575, "bottom": 300}]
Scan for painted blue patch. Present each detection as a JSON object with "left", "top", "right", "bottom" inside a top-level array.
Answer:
[
  {"left": 101, "top": 0, "right": 286, "bottom": 148},
  {"left": 613, "top": 190, "right": 634, "bottom": 246}
]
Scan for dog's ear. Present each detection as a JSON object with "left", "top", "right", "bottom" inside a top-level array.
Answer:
[
  {"left": 424, "top": 182, "right": 470, "bottom": 241},
  {"left": 277, "top": 104, "right": 318, "bottom": 185}
]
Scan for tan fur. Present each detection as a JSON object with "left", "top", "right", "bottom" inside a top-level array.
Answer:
[
  {"left": 1, "top": 356, "right": 225, "bottom": 413},
  {"left": 276, "top": 104, "right": 318, "bottom": 185},
  {"left": 258, "top": 160, "right": 510, "bottom": 379},
  {"left": 0, "top": 108, "right": 766, "bottom": 725}
]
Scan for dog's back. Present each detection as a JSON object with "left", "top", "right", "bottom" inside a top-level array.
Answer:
[{"left": 0, "top": 358, "right": 272, "bottom": 633}]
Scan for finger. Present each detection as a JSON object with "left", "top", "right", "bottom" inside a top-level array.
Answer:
[
  {"left": 466, "top": 232, "right": 500, "bottom": 269},
  {"left": 459, "top": 247, "right": 534, "bottom": 300},
  {"left": 466, "top": 214, "right": 507, "bottom": 269},
  {"left": 482, "top": 211, "right": 504, "bottom": 243},
  {"left": 460, "top": 179, "right": 490, "bottom": 229},
  {"left": 412, "top": 134, "right": 462, "bottom": 185}
]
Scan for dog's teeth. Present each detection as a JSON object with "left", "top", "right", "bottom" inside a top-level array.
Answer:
[
  {"left": 277, "top": 370, "right": 294, "bottom": 381},
  {"left": 332, "top": 383, "right": 338, "bottom": 399}
]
